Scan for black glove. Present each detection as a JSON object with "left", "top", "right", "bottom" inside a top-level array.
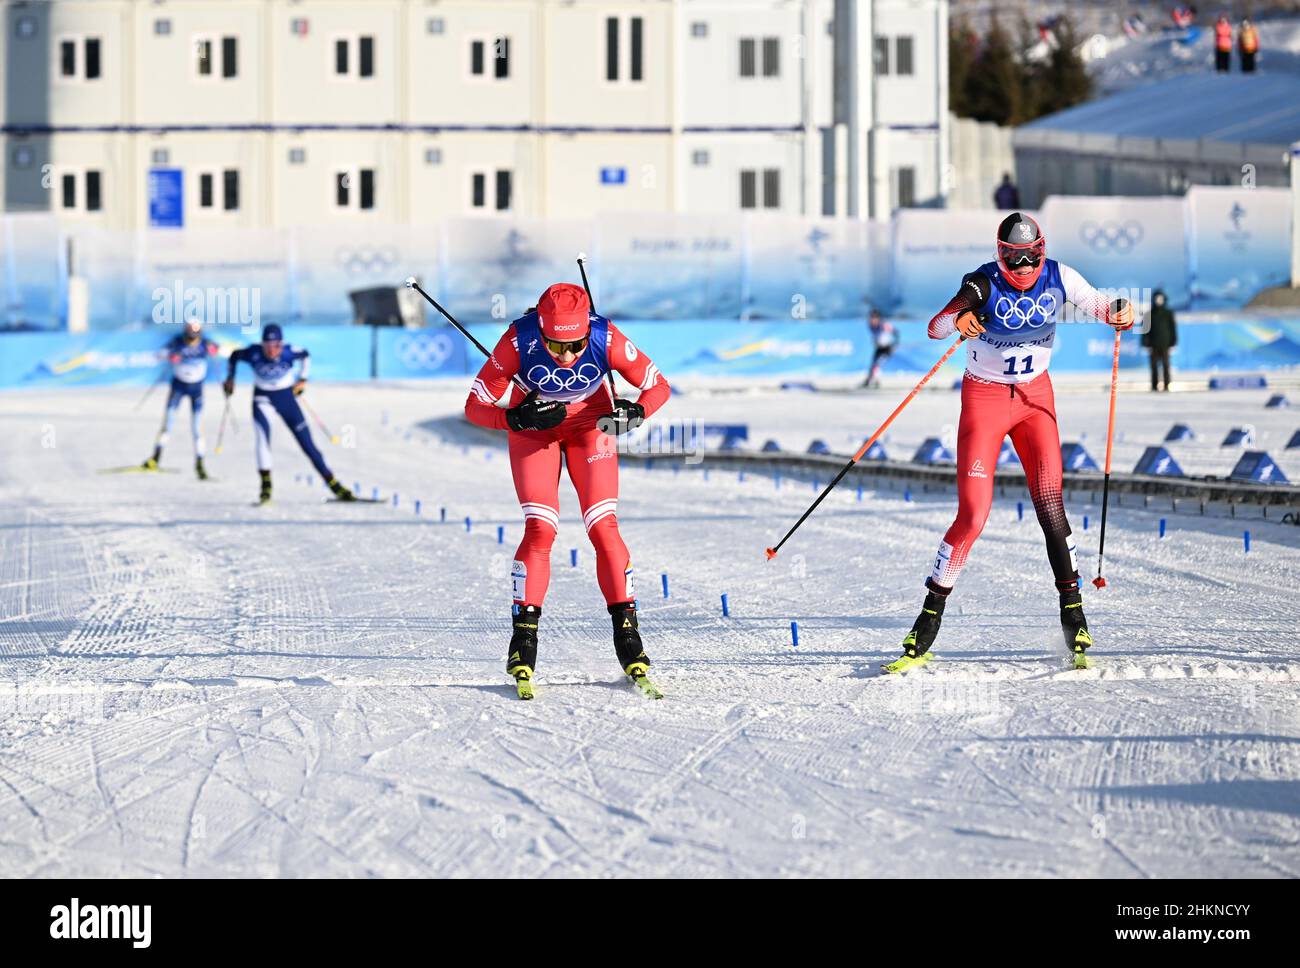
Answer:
[
  {"left": 598, "top": 398, "right": 645, "bottom": 436},
  {"left": 506, "top": 390, "right": 567, "bottom": 432},
  {"left": 222, "top": 378, "right": 234, "bottom": 397}
]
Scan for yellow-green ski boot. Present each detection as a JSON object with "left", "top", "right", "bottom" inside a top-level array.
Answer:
[
  {"left": 883, "top": 587, "right": 947, "bottom": 675},
  {"left": 507, "top": 605, "right": 540, "bottom": 700}
]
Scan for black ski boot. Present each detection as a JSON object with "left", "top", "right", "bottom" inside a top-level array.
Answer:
[
  {"left": 258, "top": 469, "right": 272, "bottom": 505},
  {"left": 883, "top": 586, "right": 947, "bottom": 674},
  {"left": 327, "top": 476, "right": 355, "bottom": 501},
  {"left": 508, "top": 605, "right": 540, "bottom": 699},
  {"left": 610, "top": 603, "right": 662, "bottom": 698},
  {"left": 142, "top": 445, "right": 162, "bottom": 471},
  {"left": 195, "top": 457, "right": 208, "bottom": 481},
  {"left": 1060, "top": 588, "right": 1093, "bottom": 668}
]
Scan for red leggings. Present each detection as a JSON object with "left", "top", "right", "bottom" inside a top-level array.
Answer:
[
  {"left": 509, "top": 411, "right": 633, "bottom": 607},
  {"left": 930, "top": 373, "right": 1078, "bottom": 590}
]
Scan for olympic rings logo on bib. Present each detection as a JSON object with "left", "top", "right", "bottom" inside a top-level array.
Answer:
[
  {"left": 527, "top": 362, "right": 603, "bottom": 394},
  {"left": 993, "top": 291, "right": 1058, "bottom": 330}
]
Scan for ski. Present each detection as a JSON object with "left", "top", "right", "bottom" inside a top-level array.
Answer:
[
  {"left": 1072, "top": 651, "right": 1091, "bottom": 670},
  {"left": 98, "top": 465, "right": 180, "bottom": 475},
  {"left": 629, "top": 671, "right": 664, "bottom": 700},
  {"left": 513, "top": 672, "right": 534, "bottom": 700},
  {"left": 881, "top": 652, "right": 934, "bottom": 675},
  {"left": 326, "top": 496, "right": 384, "bottom": 503}
]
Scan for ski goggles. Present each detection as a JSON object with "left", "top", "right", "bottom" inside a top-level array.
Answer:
[
  {"left": 544, "top": 335, "right": 588, "bottom": 355},
  {"left": 998, "top": 238, "right": 1045, "bottom": 268}
]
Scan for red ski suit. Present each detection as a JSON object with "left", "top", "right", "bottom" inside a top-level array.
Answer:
[
  {"left": 465, "top": 323, "right": 671, "bottom": 608},
  {"left": 925, "top": 261, "right": 1121, "bottom": 591}
]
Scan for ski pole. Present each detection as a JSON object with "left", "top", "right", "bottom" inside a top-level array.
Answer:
[
  {"left": 133, "top": 366, "right": 170, "bottom": 411},
  {"left": 576, "top": 254, "right": 619, "bottom": 401},
  {"left": 765, "top": 336, "right": 966, "bottom": 561},
  {"left": 1092, "top": 328, "right": 1122, "bottom": 588},
  {"left": 215, "top": 397, "right": 233, "bottom": 455},
  {"left": 299, "top": 396, "right": 341, "bottom": 445},
  {"left": 403, "top": 277, "right": 531, "bottom": 394}
]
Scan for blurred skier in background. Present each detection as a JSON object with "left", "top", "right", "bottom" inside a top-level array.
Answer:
[
  {"left": 223, "top": 323, "right": 354, "bottom": 505},
  {"left": 862, "top": 308, "right": 898, "bottom": 388},
  {"left": 142, "top": 317, "right": 218, "bottom": 479},
  {"left": 993, "top": 173, "right": 1020, "bottom": 210}
]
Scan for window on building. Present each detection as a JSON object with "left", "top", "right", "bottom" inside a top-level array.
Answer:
[
  {"left": 58, "top": 36, "right": 102, "bottom": 80},
  {"left": 691, "top": 149, "right": 710, "bottom": 167},
  {"left": 196, "top": 35, "right": 237, "bottom": 78},
  {"left": 740, "top": 170, "right": 757, "bottom": 209},
  {"left": 470, "top": 36, "right": 511, "bottom": 79},
  {"left": 896, "top": 36, "right": 914, "bottom": 76},
  {"left": 739, "top": 38, "right": 755, "bottom": 77},
  {"left": 222, "top": 36, "right": 238, "bottom": 78},
  {"left": 690, "top": 22, "right": 708, "bottom": 38},
  {"left": 335, "top": 168, "right": 377, "bottom": 210},
  {"left": 895, "top": 167, "right": 916, "bottom": 208},
  {"left": 631, "top": 17, "right": 643, "bottom": 80},
  {"left": 57, "top": 169, "right": 103, "bottom": 212},
  {"left": 606, "top": 18, "right": 619, "bottom": 81},
  {"left": 605, "top": 16, "right": 643, "bottom": 82},
  {"left": 335, "top": 36, "right": 375, "bottom": 78},
  {"left": 495, "top": 37, "right": 510, "bottom": 78},
  {"left": 470, "top": 169, "right": 513, "bottom": 212},
  {"left": 874, "top": 36, "right": 889, "bottom": 75},
  {"left": 762, "top": 37, "right": 779, "bottom": 77},
  {"left": 762, "top": 168, "right": 780, "bottom": 208},
  {"left": 198, "top": 170, "right": 240, "bottom": 210}
]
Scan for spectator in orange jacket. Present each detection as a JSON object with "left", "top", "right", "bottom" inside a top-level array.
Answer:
[
  {"left": 1239, "top": 19, "right": 1259, "bottom": 73},
  {"left": 1214, "top": 14, "right": 1232, "bottom": 72}
]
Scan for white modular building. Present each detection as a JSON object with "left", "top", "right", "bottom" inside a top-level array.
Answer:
[{"left": 1, "top": 0, "right": 950, "bottom": 229}]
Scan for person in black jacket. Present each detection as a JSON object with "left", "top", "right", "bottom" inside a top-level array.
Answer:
[{"left": 1141, "top": 289, "right": 1177, "bottom": 391}]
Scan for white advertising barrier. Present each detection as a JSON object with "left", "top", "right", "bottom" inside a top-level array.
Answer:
[
  {"left": 1040, "top": 195, "right": 1188, "bottom": 306},
  {"left": 596, "top": 212, "right": 745, "bottom": 320},
  {"left": 891, "top": 208, "right": 1041, "bottom": 315},
  {"left": 70, "top": 227, "right": 136, "bottom": 330},
  {"left": 1, "top": 214, "right": 62, "bottom": 328},
  {"left": 439, "top": 216, "right": 593, "bottom": 323},
  {"left": 291, "top": 223, "right": 441, "bottom": 325},
  {"left": 745, "top": 215, "right": 875, "bottom": 320},
  {"left": 135, "top": 226, "right": 294, "bottom": 330},
  {"left": 1186, "top": 185, "right": 1291, "bottom": 305}
]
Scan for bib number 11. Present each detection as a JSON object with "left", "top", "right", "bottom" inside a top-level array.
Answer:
[{"left": 1003, "top": 355, "right": 1035, "bottom": 376}]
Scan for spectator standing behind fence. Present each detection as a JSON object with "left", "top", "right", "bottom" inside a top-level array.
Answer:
[
  {"left": 993, "top": 173, "right": 1020, "bottom": 210},
  {"left": 1142, "top": 289, "right": 1177, "bottom": 392},
  {"left": 1214, "top": 14, "right": 1232, "bottom": 72},
  {"left": 1239, "top": 19, "right": 1259, "bottom": 73}
]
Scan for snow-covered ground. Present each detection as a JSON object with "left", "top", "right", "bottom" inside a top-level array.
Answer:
[{"left": 1, "top": 380, "right": 1298, "bottom": 878}]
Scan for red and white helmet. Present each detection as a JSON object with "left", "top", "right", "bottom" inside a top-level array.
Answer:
[
  {"left": 995, "top": 212, "right": 1046, "bottom": 291},
  {"left": 537, "top": 283, "right": 591, "bottom": 341}
]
